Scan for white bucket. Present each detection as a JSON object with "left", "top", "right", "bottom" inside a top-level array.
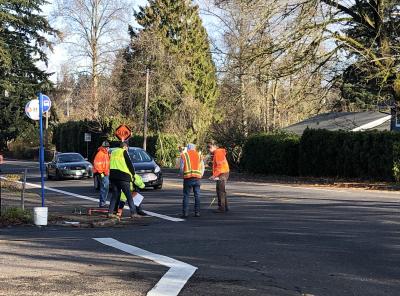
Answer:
[{"left": 33, "top": 207, "right": 48, "bottom": 226}]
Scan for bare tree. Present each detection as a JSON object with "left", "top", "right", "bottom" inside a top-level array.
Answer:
[{"left": 53, "top": 0, "right": 130, "bottom": 117}]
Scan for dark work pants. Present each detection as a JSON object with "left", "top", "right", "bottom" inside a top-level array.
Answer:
[
  {"left": 108, "top": 180, "right": 136, "bottom": 214},
  {"left": 216, "top": 173, "right": 229, "bottom": 212}
]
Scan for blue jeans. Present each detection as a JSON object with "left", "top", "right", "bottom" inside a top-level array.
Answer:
[
  {"left": 183, "top": 178, "right": 201, "bottom": 215},
  {"left": 99, "top": 175, "right": 109, "bottom": 206}
]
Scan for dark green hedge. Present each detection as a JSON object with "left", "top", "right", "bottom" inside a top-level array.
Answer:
[
  {"left": 53, "top": 121, "right": 179, "bottom": 167},
  {"left": 240, "top": 129, "right": 400, "bottom": 181},
  {"left": 52, "top": 120, "right": 106, "bottom": 160},
  {"left": 299, "top": 128, "right": 400, "bottom": 181},
  {"left": 241, "top": 133, "right": 300, "bottom": 176}
]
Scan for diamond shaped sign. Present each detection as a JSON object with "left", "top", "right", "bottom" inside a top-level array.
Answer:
[{"left": 115, "top": 125, "right": 132, "bottom": 141}]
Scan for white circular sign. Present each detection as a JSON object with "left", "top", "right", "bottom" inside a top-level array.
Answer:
[{"left": 25, "top": 99, "right": 40, "bottom": 120}]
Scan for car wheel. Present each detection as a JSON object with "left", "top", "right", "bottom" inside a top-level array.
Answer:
[{"left": 55, "top": 169, "right": 62, "bottom": 181}]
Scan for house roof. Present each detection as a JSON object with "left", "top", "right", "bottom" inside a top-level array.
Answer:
[{"left": 284, "top": 112, "right": 391, "bottom": 135}]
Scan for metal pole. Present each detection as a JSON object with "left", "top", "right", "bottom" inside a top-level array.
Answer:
[
  {"left": 0, "top": 173, "right": 2, "bottom": 214},
  {"left": 21, "top": 169, "right": 27, "bottom": 211},
  {"left": 143, "top": 68, "right": 149, "bottom": 151},
  {"left": 39, "top": 93, "right": 45, "bottom": 207}
]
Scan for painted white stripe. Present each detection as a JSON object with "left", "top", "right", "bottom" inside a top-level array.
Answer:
[
  {"left": 351, "top": 115, "right": 391, "bottom": 131},
  {"left": 94, "top": 237, "right": 197, "bottom": 296},
  {"left": 0, "top": 177, "right": 184, "bottom": 222}
]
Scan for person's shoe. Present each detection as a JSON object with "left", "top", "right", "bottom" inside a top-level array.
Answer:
[
  {"left": 99, "top": 204, "right": 108, "bottom": 208},
  {"left": 213, "top": 209, "right": 226, "bottom": 213},
  {"left": 137, "top": 210, "right": 147, "bottom": 216},
  {"left": 194, "top": 212, "right": 200, "bottom": 217},
  {"left": 180, "top": 214, "right": 188, "bottom": 219},
  {"left": 131, "top": 213, "right": 142, "bottom": 219}
]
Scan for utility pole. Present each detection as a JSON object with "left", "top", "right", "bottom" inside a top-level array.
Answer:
[{"left": 143, "top": 68, "right": 150, "bottom": 151}]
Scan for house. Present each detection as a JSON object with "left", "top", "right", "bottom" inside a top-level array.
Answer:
[{"left": 284, "top": 111, "right": 392, "bottom": 135}]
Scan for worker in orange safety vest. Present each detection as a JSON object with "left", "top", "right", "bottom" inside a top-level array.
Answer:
[
  {"left": 180, "top": 143, "right": 204, "bottom": 218},
  {"left": 93, "top": 141, "right": 110, "bottom": 207},
  {"left": 207, "top": 140, "right": 230, "bottom": 213}
]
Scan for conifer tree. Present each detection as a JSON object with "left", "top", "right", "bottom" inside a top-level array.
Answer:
[
  {"left": 0, "top": 0, "right": 56, "bottom": 149},
  {"left": 135, "top": 0, "right": 218, "bottom": 141}
]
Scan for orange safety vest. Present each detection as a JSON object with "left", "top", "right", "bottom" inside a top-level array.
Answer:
[
  {"left": 93, "top": 147, "right": 110, "bottom": 176},
  {"left": 181, "top": 150, "right": 202, "bottom": 179},
  {"left": 212, "top": 148, "right": 229, "bottom": 177}
]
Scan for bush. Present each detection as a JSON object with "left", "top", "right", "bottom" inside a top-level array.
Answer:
[
  {"left": 52, "top": 120, "right": 108, "bottom": 160},
  {"left": 240, "top": 129, "right": 400, "bottom": 181},
  {"left": 299, "top": 128, "right": 400, "bottom": 181},
  {"left": 0, "top": 207, "right": 33, "bottom": 225},
  {"left": 240, "top": 132, "right": 300, "bottom": 176},
  {"left": 54, "top": 121, "right": 180, "bottom": 167}
]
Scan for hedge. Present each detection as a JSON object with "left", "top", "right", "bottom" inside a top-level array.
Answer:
[
  {"left": 52, "top": 120, "right": 106, "bottom": 160},
  {"left": 241, "top": 133, "right": 300, "bottom": 176},
  {"left": 240, "top": 129, "right": 400, "bottom": 181},
  {"left": 299, "top": 128, "right": 400, "bottom": 181},
  {"left": 53, "top": 121, "right": 179, "bottom": 167}
]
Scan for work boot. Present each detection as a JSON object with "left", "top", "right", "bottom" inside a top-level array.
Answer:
[
  {"left": 194, "top": 212, "right": 200, "bottom": 217},
  {"left": 180, "top": 213, "right": 188, "bottom": 219},
  {"left": 136, "top": 209, "right": 147, "bottom": 216},
  {"left": 213, "top": 208, "right": 225, "bottom": 213}
]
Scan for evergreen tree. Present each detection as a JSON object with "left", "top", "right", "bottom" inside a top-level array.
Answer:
[
  {"left": 0, "top": 0, "right": 56, "bottom": 150},
  {"left": 134, "top": 0, "right": 219, "bottom": 142}
]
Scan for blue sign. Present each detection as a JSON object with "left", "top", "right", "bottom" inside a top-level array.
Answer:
[{"left": 42, "top": 94, "right": 51, "bottom": 113}]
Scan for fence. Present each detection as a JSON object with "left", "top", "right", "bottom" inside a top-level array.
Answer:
[{"left": 0, "top": 169, "right": 28, "bottom": 213}]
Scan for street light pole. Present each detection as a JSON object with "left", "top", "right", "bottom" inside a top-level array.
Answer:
[{"left": 143, "top": 68, "right": 150, "bottom": 151}]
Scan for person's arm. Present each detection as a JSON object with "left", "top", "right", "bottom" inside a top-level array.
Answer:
[{"left": 123, "top": 150, "right": 136, "bottom": 176}]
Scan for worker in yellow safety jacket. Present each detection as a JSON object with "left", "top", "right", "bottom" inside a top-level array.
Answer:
[
  {"left": 117, "top": 174, "right": 146, "bottom": 217},
  {"left": 108, "top": 142, "right": 137, "bottom": 218}
]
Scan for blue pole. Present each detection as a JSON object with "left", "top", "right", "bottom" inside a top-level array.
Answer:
[{"left": 38, "top": 93, "right": 45, "bottom": 207}]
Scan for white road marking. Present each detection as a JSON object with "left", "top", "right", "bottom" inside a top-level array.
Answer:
[
  {"left": 0, "top": 177, "right": 184, "bottom": 222},
  {"left": 94, "top": 237, "right": 197, "bottom": 296}
]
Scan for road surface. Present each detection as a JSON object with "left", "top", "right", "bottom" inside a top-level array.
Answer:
[{"left": 1, "top": 160, "right": 400, "bottom": 296}]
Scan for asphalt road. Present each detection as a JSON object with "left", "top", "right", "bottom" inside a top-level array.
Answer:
[{"left": 1, "top": 160, "right": 400, "bottom": 296}]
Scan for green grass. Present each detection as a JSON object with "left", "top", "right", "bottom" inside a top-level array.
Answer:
[{"left": 0, "top": 207, "right": 33, "bottom": 225}]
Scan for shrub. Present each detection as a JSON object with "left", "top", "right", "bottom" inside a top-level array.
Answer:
[
  {"left": 240, "top": 132, "right": 300, "bottom": 176},
  {"left": 0, "top": 208, "right": 33, "bottom": 225},
  {"left": 299, "top": 128, "right": 400, "bottom": 181}
]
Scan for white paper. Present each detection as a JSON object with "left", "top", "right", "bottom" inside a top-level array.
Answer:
[{"left": 133, "top": 192, "right": 144, "bottom": 206}]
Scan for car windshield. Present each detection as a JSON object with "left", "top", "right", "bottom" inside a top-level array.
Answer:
[
  {"left": 57, "top": 154, "right": 84, "bottom": 163},
  {"left": 129, "top": 149, "right": 152, "bottom": 163}
]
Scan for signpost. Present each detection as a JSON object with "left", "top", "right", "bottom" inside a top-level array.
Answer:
[
  {"left": 84, "top": 133, "right": 91, "bottom": 159},
  {"left": 38, "top": 93, "right": 45, "bottom": 207},
  {"left": 25, "top": 93, "right": 52, "bottom": 208},
  {"left": 115, "top": 125, "right": 132, "bottom": 142}
]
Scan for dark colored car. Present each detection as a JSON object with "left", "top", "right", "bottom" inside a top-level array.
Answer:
[
  {"left": 94, "top": 147, "right": 163, "bottom": 190},
  {"left": 46, "top": 152, "right": 93, "bottom": 180}
]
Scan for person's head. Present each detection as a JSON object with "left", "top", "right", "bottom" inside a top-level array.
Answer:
[
  {"left": 207, "top": 140, "right": 218, "bottom": 153},
  {"left": 101, "top": 141, "right": 110, "bottom": 150},
  {"left": 120, "top": 141, "right": 129, "bottom": 151},
  {"left": 187, "top": 143, "right": 196, "bottom": 151}
]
